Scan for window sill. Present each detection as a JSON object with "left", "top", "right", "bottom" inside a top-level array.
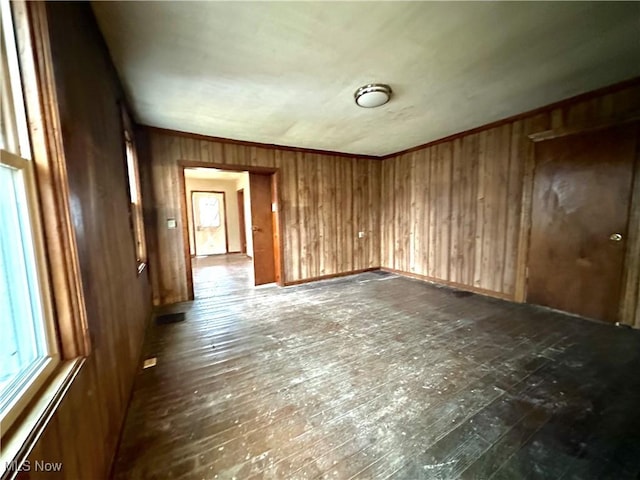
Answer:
[{"left": 0, "top": 358, "right": 85, "bottom": 478}]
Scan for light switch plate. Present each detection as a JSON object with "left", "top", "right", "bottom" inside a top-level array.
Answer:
[
  {"left": 167, "top": 218, "right": 177, "bottom": 229},
  {"left": 358, "top": 231, "right": 365, "bottom": 239}
]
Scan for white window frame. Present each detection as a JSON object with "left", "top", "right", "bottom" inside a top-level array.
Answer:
[
  {"left": 0, "top": 150, "right": 60, "bottom": 434},
  {"left": 0, "top": 0, "right": 60, "bottom": 436}
]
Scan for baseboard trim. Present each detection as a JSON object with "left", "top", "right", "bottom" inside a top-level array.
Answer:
[
  {"left": 283, "top": 267, "right": 380, "bottom": 286},
  {"left": 380, "top": 267, "right": 514, "bottom": 301}
]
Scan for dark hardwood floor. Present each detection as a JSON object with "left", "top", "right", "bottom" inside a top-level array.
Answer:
[{"left": 112, "top": 255, "right": 640, "bottom": 479}]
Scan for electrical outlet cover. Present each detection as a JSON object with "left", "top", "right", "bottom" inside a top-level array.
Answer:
[{"left": 143, "top": 357, "right": 157, "bottom": 369}]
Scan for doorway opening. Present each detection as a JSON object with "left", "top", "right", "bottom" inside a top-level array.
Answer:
[{"left": 180, "top": 163, "right": 284, "bottom": 299}]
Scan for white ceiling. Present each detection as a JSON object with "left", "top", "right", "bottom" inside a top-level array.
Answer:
[
  {"left": 184, "top": 168, "right": 247, "bottom": 182},
  {"left": 92, "top": 2, "right": 640, "bottom": 157}
]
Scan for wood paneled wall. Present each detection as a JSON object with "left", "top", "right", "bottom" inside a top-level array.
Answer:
[
  {"left": 21, "top": 3, "right": 152, "bottom": 478},
  {"left": 144, "top": 130, "right": 381, "bottom": 305},
  {"left": 381, "top": 80, "right": 640, "bottom": 325}
]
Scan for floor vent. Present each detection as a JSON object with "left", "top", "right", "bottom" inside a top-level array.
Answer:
[
  {"left": 451, "top": 290, "right": 474, "bottom": 298},
  {"left": 155, "top": 312, "right": 186, "bottom": 325},
  {"left": 370, "top": 270, "right": 392, "bottom": 277}
]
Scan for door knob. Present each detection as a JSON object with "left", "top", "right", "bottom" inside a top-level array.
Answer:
[
  {"left": 609, "top": 233, "right": 623, "bottom": 242},
  {"left": 252, "top": 226, "right": 260, "bottom": 232}
]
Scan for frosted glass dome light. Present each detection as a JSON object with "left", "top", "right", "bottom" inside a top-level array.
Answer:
[{"left": 354, "top": 84, "right": 392, "bottom": 108}]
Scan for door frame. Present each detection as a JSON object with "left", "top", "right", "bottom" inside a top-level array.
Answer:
[
  {"left": 179, "top": 161, "right": 285, "bottom": 299},
  {"left": 518, "top": 119, "right": 640, "bottom": 325},
  {"left": 237, "top": 188, "right": 247, "bottom": 254},
  {"left": 190, "top": 190, "right": 229, "bottom": 256}
]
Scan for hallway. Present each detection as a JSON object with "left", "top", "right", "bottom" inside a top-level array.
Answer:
[
  {"left": 112, "top": 264, "right": 640, "bottom": 479},
  {"left": 191, "top": 255, "right": 255, "bottom": 299}
]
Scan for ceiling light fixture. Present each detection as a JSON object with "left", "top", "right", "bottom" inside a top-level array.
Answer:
[{"left": 354, "top": 83, "right": 392, "bottom": 108}]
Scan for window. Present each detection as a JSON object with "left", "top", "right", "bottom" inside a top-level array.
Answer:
[
  {"left": 198, "top": 195, "right": 221, "bottom": 228},
  {"left": 123, "top": 123, "right": 147, "bottom": 272},
  {"left": 0, "top": 0, "right": 59, "bottom": 433}
]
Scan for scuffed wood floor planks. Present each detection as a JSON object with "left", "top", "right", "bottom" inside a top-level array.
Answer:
[{"left": 112, "top": 255, "right": 640, "bottom": 479}]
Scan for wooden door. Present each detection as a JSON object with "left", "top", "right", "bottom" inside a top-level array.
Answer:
[
  {"left": 192, "top": 191, "right": 228, "bottom": 255},
  {"left": 237, "top": 189, "right": 247, "bottom": 254},
  {"left": 527, "top": 124, "right": 638, "bottom": 322},
  {"left": 249, "top": 173, "right": 275, "bottom": 285}
]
